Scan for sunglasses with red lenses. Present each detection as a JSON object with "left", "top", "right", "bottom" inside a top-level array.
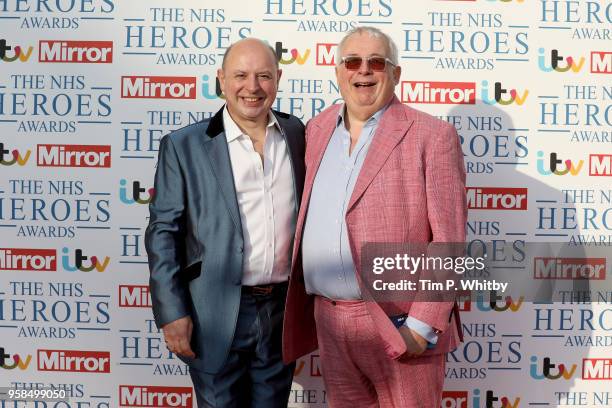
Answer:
[{"left": 339, "top": 56, "right": 396, "bottom": 71}]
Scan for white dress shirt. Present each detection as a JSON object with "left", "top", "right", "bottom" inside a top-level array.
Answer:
[{"left": 223, "top": 107, "right": 296, "bottom": 286}]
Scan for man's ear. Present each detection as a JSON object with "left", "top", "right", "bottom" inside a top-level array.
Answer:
[
  {"left": 217, "top": 69, "right": 225, "bottom": 92},
  {"left": 276, "top": 69, "right": 283, "bottom": 85},
  {"left": 393, "top": 65, "right": 402, "bottom": 85}
]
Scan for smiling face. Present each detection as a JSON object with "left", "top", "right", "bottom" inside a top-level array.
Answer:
[
  {"left": 335, "top": 32, "right": 401, "bottom": 121},
  {"left": 217, "top": 39, "right": 281, "bottom": 128}
]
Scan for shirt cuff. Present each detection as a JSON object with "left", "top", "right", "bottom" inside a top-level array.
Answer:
[{"left": 404, "top": 316, "right": 439, "bottom": 346}]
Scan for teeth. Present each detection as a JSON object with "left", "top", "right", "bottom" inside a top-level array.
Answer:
[{"left": 243, "top": 97, "right": 259, "bottom": 102}]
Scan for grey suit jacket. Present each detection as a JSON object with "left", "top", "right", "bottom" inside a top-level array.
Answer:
[{"left": 145, "top": 107, "right": 305, "bottom": 374}]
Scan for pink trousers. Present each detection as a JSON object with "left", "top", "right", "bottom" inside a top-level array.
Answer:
[{"left": 314, "top": 296, "right": 446, "bottom": 408}]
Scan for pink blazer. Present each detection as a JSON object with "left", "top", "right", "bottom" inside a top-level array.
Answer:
[{"left": 283, "top": 96, "right": 467, "bottom": 363}]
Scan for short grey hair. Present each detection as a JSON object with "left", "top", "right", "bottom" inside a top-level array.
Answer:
[
  {"left": 336, "top": 26, "right": 399, "bottom": 66},
  {"left": 221, "top": 38, "right": 279, "bottom": 70}
]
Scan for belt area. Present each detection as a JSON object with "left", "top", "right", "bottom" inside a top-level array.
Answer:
[{"left": 241, "top": 281, "right": 288, "bottom": 297}]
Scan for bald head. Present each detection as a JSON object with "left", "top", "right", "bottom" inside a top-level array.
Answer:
[
  {"left": 221, "top": 38, "right": 279, "bottom": 71},
  {"left": 216, "top": 37, "right": 282, "bottom": 129}
]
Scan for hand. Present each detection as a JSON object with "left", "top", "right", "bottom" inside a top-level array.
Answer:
[
  {"left": 162, "top": 316, "right": 196, "bottom": 359},
  {"left": 398, "top": 326, "right": 428, "bottom": 358}
]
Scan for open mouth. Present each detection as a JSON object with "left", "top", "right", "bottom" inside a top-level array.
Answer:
[
  {"left": 354, "top": 82, "right": 375, "bottom": 88},
  {"left": 241, "top": 96, "right": 262, "bottom": 102}
]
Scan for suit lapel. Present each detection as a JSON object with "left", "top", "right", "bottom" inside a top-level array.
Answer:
[
  {"left": 202, "top": 107, "right": 243, "bottom": 236},
  {"left": 346, "top": 98, "right": 414, "bottom": 212},
  {"left": 301, "top": 106, "right": 340, "bottom": 217},
  {"left": 274, "top": 113, "right": 304, "bottom": 214}
]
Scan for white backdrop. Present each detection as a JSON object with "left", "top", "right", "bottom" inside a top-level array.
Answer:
[{"left": 1, "top": 1, "right": 610, "bottom": 407}]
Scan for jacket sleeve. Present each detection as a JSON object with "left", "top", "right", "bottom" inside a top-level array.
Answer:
[
  {"left": 144, "top": 134, "right": 191, "bottom": 328},
  {"left": 408, "top": 121, "right": 467, "bottom": 332}
]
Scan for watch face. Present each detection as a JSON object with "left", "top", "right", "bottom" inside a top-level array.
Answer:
[{"left": 390, "top": 315, "right": 407, "bottom": 328}]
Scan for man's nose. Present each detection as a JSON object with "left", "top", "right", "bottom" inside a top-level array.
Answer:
[
  {"left": 358, "top": 58, "right": 372, "bottom": 74},
  {"left": 246, "top": 74, "right": 260, "bottom": 91}
]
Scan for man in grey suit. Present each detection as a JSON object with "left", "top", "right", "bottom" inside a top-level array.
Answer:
[{"left": 145, "top": 38, "right": 305, "bottom": 408}]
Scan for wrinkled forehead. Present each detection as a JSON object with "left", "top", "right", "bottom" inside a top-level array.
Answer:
[
  {"left": 222, "top": 40, "right": 278, "bottom": 71},
  {"left": 341, "top": 33, "right": 390, "bottom": 57}
]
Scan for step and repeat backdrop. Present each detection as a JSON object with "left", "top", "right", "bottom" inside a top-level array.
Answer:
[{"left": 1, "top": 0, "right": 611, "bottom": 407}]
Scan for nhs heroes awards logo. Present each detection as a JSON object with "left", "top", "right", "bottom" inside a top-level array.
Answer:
[
  {"left": 272, "top": 75, "right": 342, "bottom": 120},
  {"left": 534, "top": 307, "right": 612, "bottom": 348},
  {"left": 0, "top": 281, "right": 110, "bottom": 340},
  {"left": 539, "top": 0, "right": 612, "bottom": 41},
  {"left": 263, "top": 0, "right": 391, "bottom": 32},
  {"left": 541, "top": 85, "right": 610, "bottom": 145},
  {"left": 119, "top": 75, "right": 217, "bottom": 162},
  {"left": 445, "top": 323, "right": 521, "bottom": 380},
  {"left": 123, "top": 7, "right": 248, "bottom": 66},
  {"left": 0, "top": 0, "right": 115, "bottom": 29},
  {"left": 536, "top": 188, "right": 612, "bottom": 246},
  {"left": 119, "top": 284, "right": 187, "bottom": 376},
  {"left": 119, "top": 319, "right": 189, "bottom": 376},
  {"left": 439, "top": 115, "right": 528, "bottom": 175},
  {"left": 402, "top": 11, "right": 528, "bottom": 71},
  {"left": 0, "top": 179, "right": 111, "bottom": 239},
  {"left": 120, "top": 109, "right": 214, "bottom": 163},
  {"left": 0, "top": 74, "right": 112, "bottom": 133}
]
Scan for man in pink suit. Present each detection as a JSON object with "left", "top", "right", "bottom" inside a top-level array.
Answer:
[{"left": 283, "top": 27, "right": 467, "bottom": 407}]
